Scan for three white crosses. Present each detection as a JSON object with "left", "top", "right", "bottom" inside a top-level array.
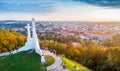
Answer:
[{"left": 13, "top": 18, "right": 45, "bottom": 63}]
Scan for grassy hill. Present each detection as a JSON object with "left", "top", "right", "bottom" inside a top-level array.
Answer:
[
  {"left": 61, "top": 56, "right": 91, "bottom": 71},
  {"left": 0, "top": 51, "right": 47, "bottom": 71}
]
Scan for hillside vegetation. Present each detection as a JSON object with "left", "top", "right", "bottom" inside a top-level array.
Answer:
[
  {"left": 0, "top": 28, "right": 25, "bottom": 53},
  {"left": 40, "top": 34, "right": 120, "bottom": 71}
]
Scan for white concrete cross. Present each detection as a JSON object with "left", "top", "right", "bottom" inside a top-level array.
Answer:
[
  {"left": 31, "top": 18, "right": 45, "bottom": 63},
  {"left": 25, "top": 24, "right": 31, "bottom": 40},
  {"left": 12, "top": 18, "right": 45, "bottom": 63}
]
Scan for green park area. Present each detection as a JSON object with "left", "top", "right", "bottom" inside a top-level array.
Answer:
[
  {"left": 0, "top": 51, "right": 53, "bottom": 71},
  {"left": 61, "top": 56, "right": 90, "bottom": 71}
]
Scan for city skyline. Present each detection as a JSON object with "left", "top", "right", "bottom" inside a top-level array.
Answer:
[{"left": 0, "top": 0, "right": 120, "bottom": 22}]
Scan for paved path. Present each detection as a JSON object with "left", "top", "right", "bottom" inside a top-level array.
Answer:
[
  {"left": 43, "top": 50, "right": 70, "bottom": 71},
  {"left": 0, "top": 52, "right": 10, "bottom": 57}
]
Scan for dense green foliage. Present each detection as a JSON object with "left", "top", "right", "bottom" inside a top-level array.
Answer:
[
  {"left": 44, "top": 55, "right": 55, "bottom": 66},
  {"left": 0, "top": 28, "right": 25, "bottom": 53},
  {"left": 0, "top": 51, "right": 47, "bottom": 71},
  {"left": 40, "top": 34, "right": 120, "bottom": 71},
  {"left": 39, "top": 34, "right": 82, "bottom": 43}
]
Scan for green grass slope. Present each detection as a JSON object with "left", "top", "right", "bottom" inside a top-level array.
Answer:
[
  {"left": 0, "top": 51, "right": 47, "bottom": 71},
  {"left": 61, "top": 56, "right": 91, "bottom": 71}
]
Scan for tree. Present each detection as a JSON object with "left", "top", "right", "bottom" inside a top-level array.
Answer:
[
  {"left": 103, "top": 39, "right": 115, "bottom": 47},
  {"left": 0, "top": 29, "right": 25, "bottom": 53},
  {"left": 107, "top": 47, "right": 120, "bottom": 71}
]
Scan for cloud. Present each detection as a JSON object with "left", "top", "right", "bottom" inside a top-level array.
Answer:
[
  {"left": 0, "top": 0, "right": 57, "bottom": 13},
  {"left": 0, "top": 0, "right": 119, "bottom": 14},
  {"left": 73, "top": 0, "right": 120, "bottom": 8}
]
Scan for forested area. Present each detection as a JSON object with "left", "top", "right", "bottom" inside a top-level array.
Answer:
[
  {"left": 40, "top": 34, "right": 120, "bottom": 71},
  {"left": 0, "top": 28, "right": 26, "bottom": 53}
]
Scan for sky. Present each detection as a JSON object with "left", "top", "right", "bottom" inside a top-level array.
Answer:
[{"left": 0, "top": 0, "right": 120, "bottom": 21}]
